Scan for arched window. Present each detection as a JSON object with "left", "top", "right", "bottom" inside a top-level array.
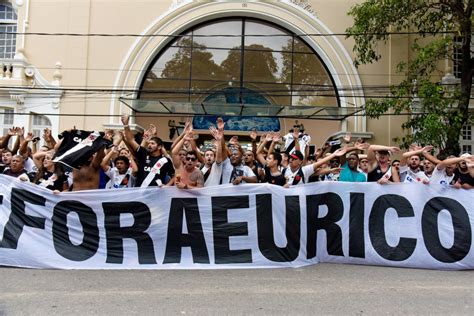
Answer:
[
  {"left": 0, "top": 2, "right": 17, "bottom": 59},
  {"left": 137, "top": 18, "right": 340, "bottom": 130}
]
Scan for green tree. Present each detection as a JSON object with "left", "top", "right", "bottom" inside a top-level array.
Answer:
[{"left": 346, "top": 0, "right": 473, "bottom": 155}]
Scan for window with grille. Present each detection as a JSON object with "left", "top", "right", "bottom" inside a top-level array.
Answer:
[
  {"left": 461, "top": 125, "right": 472, "bottom": 141},
  {"left": 0, "top": 3, "right": 17, "bottom": 59},
  {"left": 453, "top": 36, "right": 474, "bottom": 79},
  {"left": 462, "top": 145, "right": 472, "bottom": 154}
]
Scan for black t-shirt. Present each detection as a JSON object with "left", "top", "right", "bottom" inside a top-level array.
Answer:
[
  {"left": 451, "top": 169, "right": 474, "bottom": 186},
  {"left": 263, "top": 165, "right": 286, "bottom": 186},
  {"left": 135, "top": 146, "right": 174, "bottom": 187},
  {"left": 36, "top": 171, "right": 68, "bottom": 191},
  {"left": 2, "top": 168, "right": 32, "bottom": 181}
]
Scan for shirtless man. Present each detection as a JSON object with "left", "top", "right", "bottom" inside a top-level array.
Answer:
[
  {"left": 175, "top": 150, "right": 204, "bottom": 189},
  {"left": 71, "top": 146, "right": 106, "bottom": 191}
]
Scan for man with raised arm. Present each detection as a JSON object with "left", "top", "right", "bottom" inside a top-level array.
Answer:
[
  {"left": 121, "top": 114, "right": 174, "bottom": 187},
  {"left": 101, "top": 145, "right": 137, "bottom": 189},
  {"left": 367, "top": 144, "right": 401, "bottom": 183},
  {"left": 70, "top": 146, "right": 106, "bottom": 191},
  {"left": 399, "top": 145, "right": 431, "bottom": 183},
  {"left": 174, "top": 150, "right": 204, "bottom": 190},
  {"left": 422, "top": 148, "right": 473, "bottom": 187},
  {"left": 221, "top": 130, "right": 257, "bottom": 186},
  {"left": 202, "top": 120, "right": 225, "bottom": 186},
  {"left": 283, "top": 147, "right": 348, "bottom": 186}
]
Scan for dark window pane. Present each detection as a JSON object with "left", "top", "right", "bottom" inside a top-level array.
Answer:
[
  {"left": 245, "top": 20, "right": 292, "bottom": 53},
  {"left": 243, "top": 51, "right": 290, "bottom": 83},
  {"left": 191, "top": 48, "right": 237, "bottom": 81},
  {"left": 193, "top": 20, "right": 242, "bottom": 49},
  {"left": 149, "top": 46, "right": 191, "bottom": 80}
]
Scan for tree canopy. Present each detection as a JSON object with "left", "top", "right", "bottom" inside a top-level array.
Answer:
[{"left": 346, "top": 0, "right": 473, "bottom": 155}]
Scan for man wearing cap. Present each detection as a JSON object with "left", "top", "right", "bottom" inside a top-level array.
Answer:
[
  {"left": 284, "top": 148, "right": 347, "bottom": 186},
  {"left": 367, "top": 144, "right": 401, "bottom": 183},
  {"left": 358, "top": 155, "right": 370, "bottom": 174}
]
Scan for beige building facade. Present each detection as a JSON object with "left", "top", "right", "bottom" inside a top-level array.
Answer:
[{"left": 0, "top": 0, "right": 471, "bottom": 152}]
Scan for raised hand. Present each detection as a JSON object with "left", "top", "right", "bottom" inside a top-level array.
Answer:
[
  {"left": 148, "top": 124, "right": 157, "bottom": 136},
  {"left": 25, "top": 132, "right": 34, "bottom": 142},
  {"left": 422, "top": 145, "right": 434, "bottom": 153},
  {"left": 249, "top": 129, "right": 257, "bottom": 141},
  {"left": 272, "top": 132, "right": 282, "bottom": 143},
  {"left": 355, "top": 142, "right": 370, "bottom": 151},
  {"left": 265, "top": 132, "right": 273, "bottom": 142},
  {"left": 216, "top": 117, "right": 225, "bottom": 131},
  {"left": 121, "top": 114, "right": 130, "bottom": 126},
  {"left": 15, "top": 126, "right": 24, "bottom": 137},
  {"left": 229, "top": 135, "right": 239, "bottom": 145},
  {"left": 390, "top": 146, "right": 401, "bottom": 153},
  {"left": 333, "top": 147, "right": 347, "bottom": 157},
  {"left": 343, "top": 131, "right": 352, "bottom": 143}
]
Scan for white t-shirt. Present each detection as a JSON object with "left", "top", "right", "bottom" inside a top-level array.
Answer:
[
  {"left": 284, "top": 164, "right": 314, "bottom": 186},
  {"left": 201, "top": 162, "right": 223, "bottom": 187},
  {"left": 399, "top": 166, "right": 429, "bottom": 183},
  {"left": 429, "top": 167, "right": 455, "bottom": 186},
  {"left": 221, "top": 158, "right": 255, "bottom": 184},
  {"left": 105, "top": 167, "right": 135, "bottom": 189},
  {"left": 283, "top": 133, "right": 311, "bottom": 158},
  {"left": 24, "top": 157, "right": 37, "bottom": 173}
]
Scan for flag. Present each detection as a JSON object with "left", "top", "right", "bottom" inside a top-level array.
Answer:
[{"left": 53, "top": 130, "right": 111, "bottom": 169}]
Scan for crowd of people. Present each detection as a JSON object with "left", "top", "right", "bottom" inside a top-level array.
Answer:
[{"left": 1, "top": 115, "right": 473, "bottom": 192}]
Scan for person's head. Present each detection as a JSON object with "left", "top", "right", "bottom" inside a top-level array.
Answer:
[
  {"left": 391, "top": 159, "right": 400, "bottom": 169},
  {"left": 178, "top": 149, "right": 187, "bottom": 162},
  {"left": 147, "top": 137, "right": 163, "bottom": 155},
  {"left": 442, "top": 155, "right": 457, "bottom": 176},
  {"left": 329, "top": 156, "right": 340, "bottom": 168},
  {"left": 289, "top": 150, "right": 304, "bottom": 169},
  {"left": 346, "top": 153, "right": 359, "bottom": 170},
  {"left": 204, "top": 149, "right": 215, "bottom": 166},
  {"left": 408, "top": 155, "right": 421, "bottom": 170},
  {"left": 10, "top": 155, "right": 25, "bottom": 173},
  {"left": 266, "top": 152, "right": 282, "bottom": 168},
  {"left": 114, "top": 156, "right": 130, "bottom": 174},
  {"left": 42, "top": 152, "right": 55, "bottom": 170},
  {"left": 458, "top": 153, "right": 470, "bottom": 172},
  {"left": 184, "top": 150, "right": 198, "bottom": 170},
  {"left": 2, "top": 149, "right": 12, "bottom": 165},
  {"left": 376, "top": 150, "right": 390, "bottom": 163},
  {"left": 359, "top": 155, "right": 369, "bottom": 172},
  {"left": 243, "top": 150, "right": 254, "bottom": 165},
  {"left": 39, "top": 145, "right": 51, "bottom": 152},
  {"left": 230, "top": 147, "right": 244, "bottom": 166},
  {"left": 423, "top": 159, "right": 435, "bottom": 175},
  {"left": 119, "top": 148, "right": 130, "bottom": 157}
]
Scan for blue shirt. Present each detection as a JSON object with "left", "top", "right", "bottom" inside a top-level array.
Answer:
[{"left": 339, "top": 162, "right": 367, "bottom": 182}]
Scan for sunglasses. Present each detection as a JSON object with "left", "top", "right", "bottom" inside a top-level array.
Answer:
[{"left": 186, "top": 157, "right": 197, "bottom": 161}]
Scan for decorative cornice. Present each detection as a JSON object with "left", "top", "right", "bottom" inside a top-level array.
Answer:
[
  {"left": 289, "top": 0, "right": 316, "bottom": 16},
  {"left": 169, "top": 1, "right": 316, "bottom": 17}
]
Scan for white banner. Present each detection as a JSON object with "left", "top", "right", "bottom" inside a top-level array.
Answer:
[{"left": 0, "top": 175, "right": 473, "bottom": 270}]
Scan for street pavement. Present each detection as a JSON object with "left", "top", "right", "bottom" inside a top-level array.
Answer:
[{"left": 0, "top": 263, "right": 472, "bottom": 315}]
